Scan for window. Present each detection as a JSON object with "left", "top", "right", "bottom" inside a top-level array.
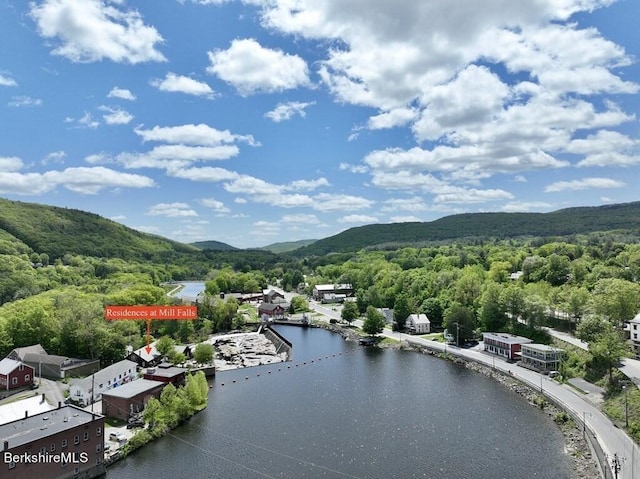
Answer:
[
  {"left": 61, "top": 439, "right": 67, "bottom": 448},
  {"left": 84, "top": 431, "right": 89, "bottom": 442},
  {"left": 25, "top": 374, "right": 30, "bottom": 382},
  {"left": 11, "top": 377, "right": 17, "bottom": 385},
  {"left": 8, "top": 461, "right": 15, "bottom": 470},
  {"left": 74, "top": 435, "right": 80, "bottom": 445},
  {"left": 51, "top": 443, "right": 56, "bottom": 452},
  {"left": 96, "top": 427, "right": 102, "bottom": 437},
  {"left": 96, "top": 444, "right": 101, "bottom": 452},
  {"left": 18, "top": 364, "right": 24, "bottom": 371}
]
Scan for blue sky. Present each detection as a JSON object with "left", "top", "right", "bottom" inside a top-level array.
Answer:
[{"left": 1, "top": 0, "right": 639, "bottom": 248}]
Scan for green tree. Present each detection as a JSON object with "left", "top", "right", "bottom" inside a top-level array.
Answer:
[
  {"left": 362, "top": 306, "right": 385, "bottom": 336},
  {"left": 576, "top": 315, "right": 610, "bottom": 344},
  {"left": 341, "top": 301, "right": 360, "bottom": 325},
  {"left": 443, "top": 304, "right": 476, "bottom": 346},
  {"left": 479, "top": 283, "right": 506, "bottom": 331},
  {"left": 193, "top": 343, "right": 214, "bottom": 364},
  {"left": 290, "top": 296, "right": 309, "bottom": 313},
  {"left": 156, "top": 336, "right": 176, "bottom": 358},
  {"left": 589, "top": 326, "right": 629, "bottom": 385},
  {"left": 393, "top": 293, "right": 411, "bottom": 330},
  {"left": 420, "top": 297, "right": 444, "bottom": 328}
]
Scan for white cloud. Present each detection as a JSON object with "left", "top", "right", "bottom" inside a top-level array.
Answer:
[
  {"left": 312, "top": 193, "right": 374, "bottom": 212},
  {"left": 0, "top": 166, "right": 155, "bottom": 195},
  {"left": 285, "top": 178, "right": 329, "bottom": 191},
  {"left": 338, "top": 214, "right": 379, "bottom": 224},
  {"left": 8, "top": 96, "right": 42, "bottom": 107},
  {"left": 29, "top": 0, "right": 166, "bottom": 63},
  {"left": 514, "top": 175, "right": 527, "bottom": 183},
  {"left": 134, "top": 124, "right": 258, "bottom": 147},
  {"left": 545, "top": 177, "right": 625, "bottom": 192},
  {"left": 207, "top": 38, "right": 311, "bottom": 95},
  {"left": 339, "top": 163, "right": 368, "bottom": 174},
  {"left": 265, "top": 101, "right": 315, "bottom": 122},
  {"left": 107, "top": 86, "right": 136, "bottom": 100},
  {"left": 42, "top": 151, "right": 66, "bottom": 165},
  {"left": 150, "top": 72, "right": 215, "bottom": 98},
  {"left": 111, "top": 215, "right": 126, "bottom": 221},
  {"left": 247, "top": 0, "right": 637, "bottom": 201},
  {"left": 200, "top": 197, "right": 230, "bottom": 213},
  {"left": 0, "top": 156, "right": 24, "bottom": 171},
  {"left": 146, "top": 202, "right": 198, "bottom": 217},
  {"left": 0, "top": 74, "right": 17, "bottom": 86},
  {"left": 368, "top": 107, "right": 417, "bottom": 130},
  {"left": 99, "top": 105, "right": 134, "bottom": 125}
]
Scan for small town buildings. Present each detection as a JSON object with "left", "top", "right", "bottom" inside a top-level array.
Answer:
[
  {"left": 69, "top": 359, "right": 138, "bottom": 407},
  {"left": 520, "top": 344, "right": 564, "bottom": 373},
  {"left": 0, "top": 358, "right": 34, "bottom": 391},
  {"left": 7, "top": 344, "right": 99, "bottom": 380},
  {"left": 482, "top": 332, "right": 533, "bottom": 361},
  {"left": 312, "top": 284, "right": 354, "bottom": 302},
  {"left": 378, "top": 308, "right": 394, "bottom": 325},
  {"left": 143, "top": 363, "right": 186, "bottom": 386},
  {"left": 629, "top": 313, "right": 640, "bottom": 359},
  {"left": 101, "top": 378, "right": 166, "bottom": 421},
  {"left": 0, "top": 404, "right": 105, "bottom": 479},
  {"left": 406, "top": 314, "right": 431, "bottom": 334},
  {"left": 262, "top": 289, "right": 286, "bottom": 304},
  {"left": 126, "top": 343, "right": 162, "bottom": 369},
  {"left": 258, "top": 302, "right": 289, "bottom": 320}
]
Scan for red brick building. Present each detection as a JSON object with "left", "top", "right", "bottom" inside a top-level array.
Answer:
[
  {"left": 482, "top": 332, "right": 533, "bottom": 361},
  {"left": 101, "top": 379, "right": 165, "bottom": 421},
  {"left": 0, "top": 358, "right": 34, "bottom": 391},
  {"left": 0, "top": 404, "right": 105, "bottom": 479},
  {"left": 143, "top": 364, "right": 186, "bottom": 386}
]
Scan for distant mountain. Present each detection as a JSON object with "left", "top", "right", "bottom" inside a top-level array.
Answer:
[
  {"left": 259, "top": 239, "right": 317, "bottom": 253},
  {"left": 291, "top": 202, "right": 640, "bottom": 256},
  {"left": 0, "top": 198, "right": 197, "bottom": 260},
  {"left": 190, "top": 240, "right": 239, "bottom": 251}
]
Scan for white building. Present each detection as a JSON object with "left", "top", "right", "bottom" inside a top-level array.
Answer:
[
  {"left": 520, "top": 344, "right": 564, "bottom": 373},
  {"left": 629, "top": 313, "right": 640, "bottom": 359},
  {"left": 406, "top": 314, "right": 431, "bottom": 334},
  {"left": 69, "top": 359, "right": 138, "bottom": 406}
]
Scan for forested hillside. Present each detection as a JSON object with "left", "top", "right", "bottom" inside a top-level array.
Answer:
[
  {"left": 0, "top": 198, "right": 197, "bottom": 260},
  {"left": 292, "top": 202, "right": 640, "bottom": 256},
  {"left": 190, "top": 240, "right": 238, "bottom": 251}
]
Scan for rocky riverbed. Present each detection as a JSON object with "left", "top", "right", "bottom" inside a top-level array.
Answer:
[{"left": 210, "top": 332, "right": 289, "bottom": 371}]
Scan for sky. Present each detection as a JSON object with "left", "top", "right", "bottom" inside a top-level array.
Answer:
[{"left": 1, "top": 0, "right": 639, "bottom": 249}]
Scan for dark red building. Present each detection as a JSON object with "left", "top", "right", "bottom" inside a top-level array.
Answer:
[
  {"left": 0, "top": 404, "right": 105, "bottom": 479},
  {"left": 143, "top": 364, "right": 186, "bottom": 386},
  {"left": 0, "top": 358, "right": 34, "bottom": 391}
]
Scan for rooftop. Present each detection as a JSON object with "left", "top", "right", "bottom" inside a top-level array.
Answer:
[
  {"left": 0, "top": 358, "right": 29, "bottom": 375},
  {"left": 0, "top": 405, "right": 101, "bottom": 449},
  {"left": 522, "top": 343, "right": 563, "bottom": 352},
  {"left": 100, "top": 379, "right": 165, "bottom": 399},
  {"left": 482, "top": 332, "right": 532, "bottom": 344},
  {"left": 0, "top": 395, "right": 54, "bottom": 426}
]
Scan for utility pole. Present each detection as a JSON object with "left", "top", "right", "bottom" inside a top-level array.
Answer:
[
  {"left": 611, "top": 453, "right": 624, "bottom": 479},
  {"left": 623, "top": 384, "right": 629, "bottom": 428}
]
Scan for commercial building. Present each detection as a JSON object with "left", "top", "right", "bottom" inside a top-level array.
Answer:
[
  {"left": 482, "top": 332, "right": 533, "bottom": 361},
  {"left": 143, "top": 363, "right": 186, "bottom": 386},
  {"left": 0, "top": 404, "right": 105, "bottom": 479},
  {"left": 520, "top": 344, "right": 564, "bottom": 373},
  {"left": 629, "top": 313, "right": 640, "bottom": 359},
  {"left": 101, "top": 379, "right": 165, "bottom": 421}
]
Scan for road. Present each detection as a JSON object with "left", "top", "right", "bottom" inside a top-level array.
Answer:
[{"left": 303, "top": 299, "right": 640, "bottom": 479}]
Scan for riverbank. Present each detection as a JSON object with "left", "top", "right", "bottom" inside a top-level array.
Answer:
[{"left": 313, "top": 320, "right": 601, "bottom": 479}]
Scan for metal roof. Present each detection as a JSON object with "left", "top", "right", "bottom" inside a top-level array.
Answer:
[{"left": 100, "top": 379, "right": 165, "bottom": 399}]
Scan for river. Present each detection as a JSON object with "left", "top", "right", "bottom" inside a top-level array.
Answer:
[{"left": 108, "top": 325, "right": 573, "bottom": 478}]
